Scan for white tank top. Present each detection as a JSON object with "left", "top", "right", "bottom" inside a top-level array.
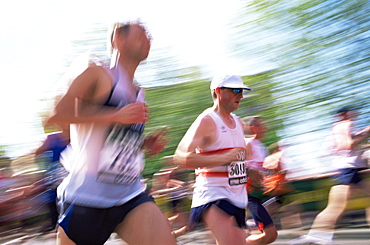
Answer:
[
  {"left": 192, "top": 109, "right": 248, "bottom": 209},
  {"left": 58, "top": 65, "right": 146, "bottom": 208},
  {"left": 331, "top": 121, "right": 367, "bottom": 169},
  {"left": 245, "top": 138, "right": 268, "bottom": 171}
]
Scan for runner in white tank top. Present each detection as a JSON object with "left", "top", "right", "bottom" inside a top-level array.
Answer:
[
  {"left": 290, "top": 106, "right": 370, "bottom": 245},
  {"left": 175, "top": 75, "right": 253, "bottom": 244},
  {"left": 192, "top": 108, "right": 248, "bottom": 208},
  {"left": 242, "top": 116, "right": 278, "bottom": 244},
  {"left": 47, "top": 21, "right": 176, "bottom": 245}
]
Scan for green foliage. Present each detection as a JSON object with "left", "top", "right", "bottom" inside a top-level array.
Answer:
[
  {"left": 222, "top": 0, "right": 370, "bottom": 176},
  {"left": 231, "top": 0, "right": 370, "bottom": 140}
]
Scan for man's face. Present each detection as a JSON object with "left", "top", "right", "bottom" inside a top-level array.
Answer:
[
  {"left": 124, "top": 24, "right": 151, "bottom": 61},
  {"left": 338, "top": 110, "right": 358, "bottom": 121},
  {"left": 218, "top": 87, "right": 244, "bottom": 112},
  {"left": 251, "top": 119, "right": 267, "bottom": 139},
  {"left": 346, "top": 110, "right": 358, "bottom": 120}
]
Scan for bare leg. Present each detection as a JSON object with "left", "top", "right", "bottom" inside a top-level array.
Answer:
[
  {"left": 169, "top": 211, "right": 189, "bottom": 237},
  {"left": 173, "top": 225, "right": 188, "bottom": 237},
  {"left": 168, "top": 213, "right": 179, "bottom": 224},
  {"left": 366, "top": 207, "right": 370, "bottom": 227},
  {"left": 203, "top": 205, "right": 249, "bottom": 245},
  {"left": 56, "top": 226, "right": 76, "bottom": 245},
  {"left": 290, "top": 179, "right": 369, "bottom": 244},
  {"left": 115, "top": 201, "right": 176, "bottom": 245},
  {"left": 310, "top": 185, "right": 351, "bottom": 233},
  {"left": 246, "top": 225, "right": 278, "bottom": 244},
  {"left": 278, "top": 201, "right": 303, "bottom": 229}
]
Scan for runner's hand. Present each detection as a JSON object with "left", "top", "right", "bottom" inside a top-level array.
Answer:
[
  {"left": 247, "top": 168, "right": 264, "bottom": 187},
  {"left": 144, "top": 126, "right": 170, "bottom": 157},
  {"left": 225, "top": 148, "right": 246, "bottom": 162},
  {"left": 112, "top": 101, "right": 149, "bottom": 124}
]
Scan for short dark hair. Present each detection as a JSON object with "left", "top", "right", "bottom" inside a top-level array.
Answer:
[
  {"left": 110, "top": 22, "right": 131, "bottom": 46},
  {"left": 110, "top": 21, "right": 150, "bottom": 48},
  {"left": 211, "top": 89, "right": 217, "bottom": 100},
  {"left": 241, "top": 116, "right": 261, "bottom": 127},
  {"left": 336, "top": 105, "right": 355, "bottom": 115}
]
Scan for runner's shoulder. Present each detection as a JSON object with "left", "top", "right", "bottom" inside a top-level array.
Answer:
[{"left": 199, "top": 114, "right": 216, "bottom": 132}]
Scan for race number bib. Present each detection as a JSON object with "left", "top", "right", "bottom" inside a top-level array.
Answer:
[
  {"left": 97, "top": 123, "right": 144, "bottom": 185},
  {"left": 228, "top": 160, "right": 248, "bottom": 186},
  {"left": 97, "top": 87, "right": 146, "bottom": 185}
]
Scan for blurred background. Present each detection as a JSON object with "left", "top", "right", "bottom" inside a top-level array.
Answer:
[
  {"left": 1, "top": 0, "right": 370, "bottom": 243},
  {"left": 1, "top": 0, "right": 369, "bottom": 176}
]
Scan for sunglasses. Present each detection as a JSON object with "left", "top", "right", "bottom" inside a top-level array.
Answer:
[{"left": 221, "top": 87, "right": 243, "bottom": 94}]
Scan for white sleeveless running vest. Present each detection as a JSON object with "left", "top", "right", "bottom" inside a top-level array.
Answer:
[
  {"left": 191, "top": 108, "right": 248, "bottom": 209},
  {"left": 57, "top": 65, "right": 146, "bottom": 208},
  {"left": 331, "top": 121, "right": 368, "bottom": 169}
]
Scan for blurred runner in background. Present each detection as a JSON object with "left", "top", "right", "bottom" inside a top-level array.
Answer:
[
  {"left": 33, "top": 122, "right": 70, "bottom": 231},
  {"left": 290, "top": 105, "right": 370, "bottom": 245},
  {"left": 262, "top": 141, "right": 301, "bottom": 230},
  {"left": 243, "top": 116, "right": 278, "bottom": 244},
  {"left": 151, "top": 156, "right": 191, "bottom": 237}
]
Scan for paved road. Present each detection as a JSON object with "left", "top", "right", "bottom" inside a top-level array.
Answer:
[
  {"left": 2, "top": 226, "right": 369, "bottom": 245},
  {"left": 2, "top": 210, "right": 369, "bottom": 244}
]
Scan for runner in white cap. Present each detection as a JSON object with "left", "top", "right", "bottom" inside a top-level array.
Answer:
[{"left": 174, "top": 75, "right": 255, "bottom": 244}]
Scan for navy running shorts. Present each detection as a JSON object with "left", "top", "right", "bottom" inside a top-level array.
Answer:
[
  {"left": 58, "top": 192, "right": 154, "bottom": 245},
  {"left": 189, "top": 199, "right": 246, "bottom": 230},
  {"left": 247, "top": 195, "right": 274, "bottom": 230},
  {"left": 333, "top": 168, "right": 366, "bottom": 185}
]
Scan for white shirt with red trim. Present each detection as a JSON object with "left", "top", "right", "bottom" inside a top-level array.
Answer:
[{"left": 191, "top": 109, "right": 248, "bottom": 209}]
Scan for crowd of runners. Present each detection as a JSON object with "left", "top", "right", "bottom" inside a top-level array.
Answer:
[{"left": 1, "top": 20, "right": 370, "bottom": 245}]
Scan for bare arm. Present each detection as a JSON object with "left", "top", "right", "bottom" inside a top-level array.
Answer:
[
  {"left": 352, "top": 126, "right": 370, "bottom": 147},
  {"left": 46, "top": 66, "right": 148, "bottom": 126},
  {"left": 174, "top": 114, "right": 245, "bottom": 169},
  {"left": 245, "top": 140, "right": 253, "bottom": 161},
  {"left": 167, "top": 179, "right": 186, "bottom": 188}
]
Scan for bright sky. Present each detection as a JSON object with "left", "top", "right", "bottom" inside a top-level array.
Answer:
[{"left": 0, "top": 0, "right": 254, "bottom": 157}]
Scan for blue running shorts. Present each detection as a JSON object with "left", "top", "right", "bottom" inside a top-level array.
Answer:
[
  {"left": 189, "top": 199, "right": 246, "bottom": 230},
  {"left": 334, "top": 168, "right": 366, "bottom": 185},
  {"left": 58, "top": 192, "right": 154, "bottom": 245},
  {"left": 247, "top": 195, "right": 274, "bottom": 230}
]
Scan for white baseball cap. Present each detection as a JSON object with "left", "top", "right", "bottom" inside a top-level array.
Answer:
[{"left": 210, "top": 75, "right": 251, "bottom": 91}]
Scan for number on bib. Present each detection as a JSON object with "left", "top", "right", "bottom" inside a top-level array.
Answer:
[{"left": 228, "top": 161, "right": 247, "bottom": 186}]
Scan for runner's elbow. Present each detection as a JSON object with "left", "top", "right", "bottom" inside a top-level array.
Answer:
[{"left": 46, "top": 114, "right": 65, "bottom": 126}]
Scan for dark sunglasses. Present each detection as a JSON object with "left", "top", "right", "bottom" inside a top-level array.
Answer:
[{"left": 221, "top": 87, "right": 243, "bottom": 94}]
